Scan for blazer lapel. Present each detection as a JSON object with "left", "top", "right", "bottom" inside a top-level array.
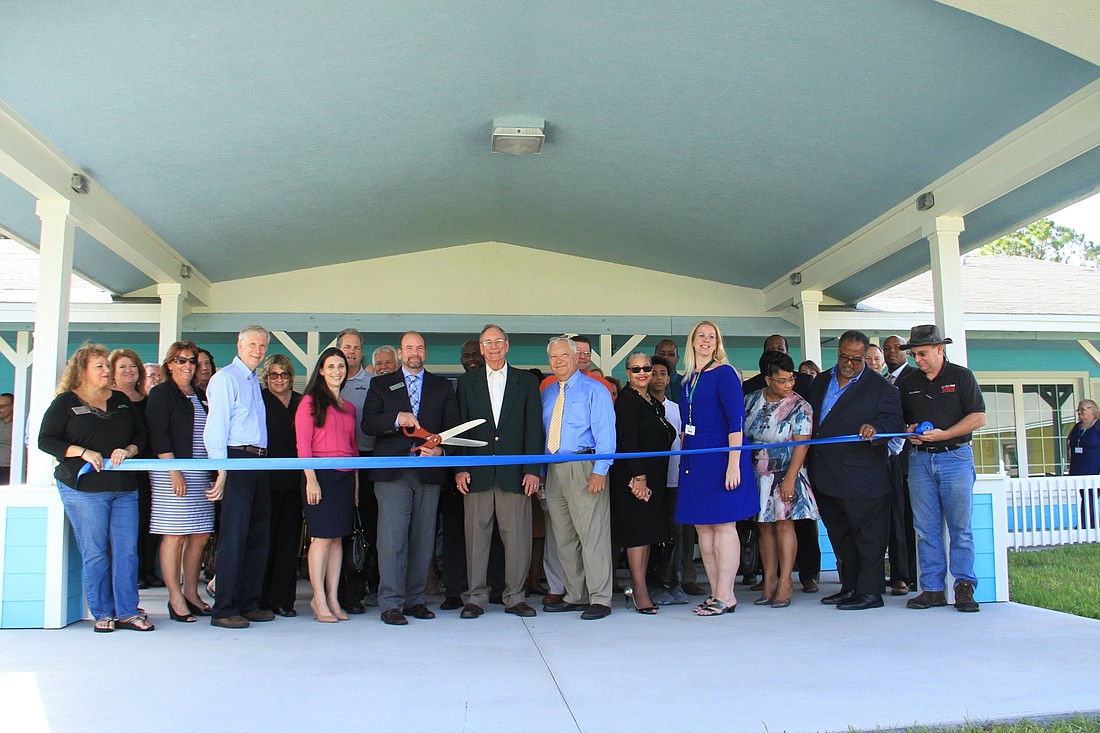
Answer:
[
  {"left": 820, "top": 373, "right": 863, "bottom": 426},
  {"left": 496, "top": 367, "right": 520, "bottom": 427}
]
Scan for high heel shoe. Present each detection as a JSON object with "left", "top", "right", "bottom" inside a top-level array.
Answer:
[
  {"left": 311, "top": 599, "right": 338, "bottom": 623},
  {"left": 624, "top": 587, "right": 635, "bottom": 609},
  {"left": 624, "top": 587, "right": 658, "bottom": 614},
  {"left": 167, "top": 602, "right": 196, "bottom": 623},
  {"left": 184, "top": 598, "right": 212, "bottom": 617},
  {"left": 753, "top": 595, "right": 775, "bottom": 605}
]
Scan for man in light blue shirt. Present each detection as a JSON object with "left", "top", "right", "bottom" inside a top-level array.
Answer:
[
  {"left": 541, "top": 336, "right": 616, "bottom": 620},
  {"left": 203, "top": 325, "right": 272, "bottom": 629}
]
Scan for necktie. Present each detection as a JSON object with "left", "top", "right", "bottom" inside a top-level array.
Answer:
[
  {"left": 547, "top": 382, "right": 565, "bottom": 453},
  {"left": 407, "top": 374, "right": 421, "bottom": 417},
  {"left": 887, "top": 373, "right": 896, "bottom": 385}
]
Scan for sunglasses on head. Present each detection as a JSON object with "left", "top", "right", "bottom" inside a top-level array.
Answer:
[{"left": 627, "top": 365, "right": 653, "bottom": 374}]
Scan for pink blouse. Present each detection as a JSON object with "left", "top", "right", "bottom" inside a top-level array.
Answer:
[{"left": 295, "top": 395, "right": 357, "bottom": 471}]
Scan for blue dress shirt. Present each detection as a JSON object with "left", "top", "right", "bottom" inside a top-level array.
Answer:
[
  {"left": 202, "top": 356, "right": 268, "bottom": 459},
  {"left": 819, "top": 363, "right": 866, "bottom": 423},
  {"left": 541, "top": 370, "right": 616, "bottom": 475}
]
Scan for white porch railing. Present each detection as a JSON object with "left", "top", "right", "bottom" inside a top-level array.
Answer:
[{"left": 1004, "top": 475, "right": 1100, "bottom": 549}]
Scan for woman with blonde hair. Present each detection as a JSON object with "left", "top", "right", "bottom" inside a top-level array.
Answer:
[
  {"left": 38, "top": 344, "right": 152, "bottom": 632},
  {"left": 675, "top": 321, "right": 758, "bottom": 617}
]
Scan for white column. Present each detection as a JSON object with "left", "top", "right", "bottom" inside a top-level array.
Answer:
[
  {"left": 5, "top": 332, "right": 32, "bottom": 484},
  {"left": 923, "top": 217, "right": 968, "bottom": 367},
  {"left": 156, "top": 282, "right": 185, "bottom": 360},
  {"left": 27, "top": 200, "right": 80, "bottom": 486},
  {"left": 797, "top": 290, "right": 823, "bottom": 368}
]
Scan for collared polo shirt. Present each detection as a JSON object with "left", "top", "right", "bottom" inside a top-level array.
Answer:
[
  {"left": 340, "top": 366, "right": 375, "bottom": 452},
  {"left": 897, "top": 361, "right": 985, "bottom": 446}
]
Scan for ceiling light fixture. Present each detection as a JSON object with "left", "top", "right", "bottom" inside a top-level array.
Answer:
[
  {"left": 491, "top": 116, "right": 545, "bottom": 155},
  {"left": 71, "top": 173, "right": 90, "bottom": 194}
]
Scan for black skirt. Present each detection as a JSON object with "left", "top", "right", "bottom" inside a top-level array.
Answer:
[{"left": 302, "top": 469, "right": 355, "bottom": 539}]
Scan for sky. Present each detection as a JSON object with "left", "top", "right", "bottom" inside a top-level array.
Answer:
[{"left": 1049, "top": 190, "right": 1100, "bottom": 243}]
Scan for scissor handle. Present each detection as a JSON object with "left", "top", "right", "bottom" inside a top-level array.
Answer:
[{"left": 403, "top": 425, "right": 442, "bottom": 452}]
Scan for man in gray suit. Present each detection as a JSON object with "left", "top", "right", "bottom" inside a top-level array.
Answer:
[{"left": 454, "top": 325, "right": 544, "bottom": 618}]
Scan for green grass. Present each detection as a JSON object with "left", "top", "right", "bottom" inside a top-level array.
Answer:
[
  {"left": 1008, "top": 543, "right": 1100, "bottom": 620},
  {"left": 902, "top": 715, "right": 1100, "bottom": 732}
]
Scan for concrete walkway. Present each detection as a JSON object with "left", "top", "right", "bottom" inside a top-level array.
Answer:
[{"left": 1, "top": 574, "right": 1098, "bottom": 732}]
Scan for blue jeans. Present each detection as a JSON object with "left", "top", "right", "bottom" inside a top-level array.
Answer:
[
  {"left": 57, "top": 481, "right": 141, "bottom": 620},
  {"left": 907, "top": 445, "right": 977, "bottom": 592}
]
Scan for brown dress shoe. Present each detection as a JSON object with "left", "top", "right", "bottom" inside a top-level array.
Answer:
[
  {"left": 211, "top": 615, "right": 250, "bottom": 629},
  {"left": 580, "top": 603, "right": 611, "bottom": 620},
  {"left": 381, "top": 608, "right": 408, "bottom": 625},
  {"left": 682, "top": 582, "right": 708, "bottom": 596},
  {"left": 402, "top": 603, "right": 436, "bottom": 620},
  {"left": 890, "top": 580, "right": 910, "bottom": 596},
  {"left": 802, "top": 579, "right": 819, "bottom": 593},
  {"left": 506, "top": 602, "right": 537, "bottom": 617},
  {"left": 459, "top": 603, "right": 484, "bottom": 619},
  {"left": 242, "top": 608, "right": 275, "bottom": 622},
  {"left": 542, "top": 592, "right": 565, "bottom": 606}
]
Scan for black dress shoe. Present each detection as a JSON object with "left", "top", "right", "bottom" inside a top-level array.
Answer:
[
  {"left": 836, "top": 594, "right": 885, "bottom": 610},
  {"left": 820, "top": 589, "right": 857, "bottom": 605},
  {"left": 402, "top": 603, "right": 436, "bottom": 620},
  {"left": 506, "top": 602, "right": 537, "bottom": 617},
  {"left": 271, "top": 606, "right": 298, "bottom": 618},
  {"left": 460, "top": 603, "right": 484, "bottom": 619},
  {"left": 439, "top": 597, "right": 463, "bottom": 611},
  {"left": 381, "top": 609, "right": 408, "bottom": 625},
  {"left": 343, "top": 601, "right": 366, "bottom": 615},
  {"left": 543, "top": 600, "right": 586, "bottom": 613},
  {"left": 143, "top": 575, "right": 166, "bottom": 588},
  {"left": 580, "top": 603, "right": 611, "bottom": 620}
]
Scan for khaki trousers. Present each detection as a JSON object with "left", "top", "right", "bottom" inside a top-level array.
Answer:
[
  {"left": 462, "top": 484, "right": 532, "bottom": 608},
  {"left": 545, "top": 460, "right": 613, "bottom": 606}
]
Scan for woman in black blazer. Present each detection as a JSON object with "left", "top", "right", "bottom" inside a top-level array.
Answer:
[{"left": 145, "top": 340, "right": 218, "bottom": 622}]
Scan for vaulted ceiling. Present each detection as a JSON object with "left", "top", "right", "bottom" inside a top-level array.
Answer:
[{"left": 1, "top": 1, "right": 1098, "bottom": 304}]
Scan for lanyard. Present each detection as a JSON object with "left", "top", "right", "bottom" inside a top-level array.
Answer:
[{"left": 686, "top": 359, "right": 715, "bottom": 426}]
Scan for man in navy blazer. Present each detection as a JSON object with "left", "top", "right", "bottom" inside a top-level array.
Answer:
[
  {"left": 807, "top": 330, "right": 903, "bottom": 611},
  {"left": 363, "top": 331, "right": 459, "bottom": 625},
  {"left": 453, "top": 325, "right": 544, "bottom": 618}
]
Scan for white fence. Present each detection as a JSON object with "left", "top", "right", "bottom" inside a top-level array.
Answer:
[{"left": 1005, "top": 475, "right": 1100, "bottom": 549}]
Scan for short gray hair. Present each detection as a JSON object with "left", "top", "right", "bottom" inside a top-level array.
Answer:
[
  {"left": 336, "top": 328, "right": 362, "bottom": 347},
  {"left": 480, "top": 323, "right": 507, "bottom": 340},
  {"left": 238, "top": 325, "right": 269, "bottom": 343},
  {"left": 547, "top": 335, "right": 577, "bottom": 356},
  {"left": 625, "top": 351, "right": 651, "bottom": 367},
  {"left": 372, "top": 345, "right": 397, "bottom": 362}
]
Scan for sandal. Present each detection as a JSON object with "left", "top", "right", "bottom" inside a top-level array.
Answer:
[
  {"left": 696, "top": 598, "right": 735, "bottom": 617},
  {"left": 692, "top": 595, "right": 719, "bottom": 614},
  {"left": 116, "top": 614, "right": 155, "bottom": 632},
  {"left": 93, "top": 617, "right": 115, "bottom": 633}
]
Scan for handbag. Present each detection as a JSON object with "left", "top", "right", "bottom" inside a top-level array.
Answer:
[
  {"left": 202, "top": 531, "right": 218, "bottom": 581},
  {"left": 738, "top": 519, "right": 761, "bottom": 577},
  {"left": 350, "top": 511, "right": 370, "bottom": 574},
  {"left": 648, "top": 537, "right": 679, "bottom": 590}
]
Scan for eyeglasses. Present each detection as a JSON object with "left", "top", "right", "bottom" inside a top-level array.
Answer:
[
  {"left": 627, "top": 365, "right": 653, "bottom": 374},
  {"left": 766, "top": 376, "right": 796, "bottom": 385},
  {"left": 837, "top": 354, "right": 865, "bottom": 364},
  {"left": 575, "top": 350, "right": 592, "bottom": 357},
  {"left": 268, "top": 372, "right": 290, "bottom": 380},
  {"left": 171, "top": 356, "right": 198, "bottom": 365},
  {"left": 480, "top": 338, "right": 507, "bottom": 347}
]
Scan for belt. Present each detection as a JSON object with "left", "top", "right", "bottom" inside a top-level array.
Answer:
[
  {"left": 915, "top": 442, "right": 969, "bottom": 454},
  {"left": 228, "top": 445, "right": 268, "bottom": 457},
  {"left": 573, "top": 449, "right": 595, "bottom": 455}
]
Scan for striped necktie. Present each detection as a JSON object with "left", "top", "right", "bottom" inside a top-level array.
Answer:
[{"left": 547, "top": 381, "right": 565, "bottom": 453}]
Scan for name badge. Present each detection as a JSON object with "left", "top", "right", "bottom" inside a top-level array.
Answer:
[
  {"left": 71, "top": 406, "right": 91, "bottom": 415},
  {"left": 389, "top": 382, "right": 406, "bottom": 392},
  {"left": 1075, "top": 447, "right": 1084, "bottom": 454},
  {"left": 685, "top": 425, "right": 696, "bottom": 436}
]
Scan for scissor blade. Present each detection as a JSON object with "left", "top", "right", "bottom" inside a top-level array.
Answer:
[
  {"left": 437, "top": 418, "right": 486, "bottom": 442},
  {"left": 440, "top": 437, "right": 488, "bottom": 447}
]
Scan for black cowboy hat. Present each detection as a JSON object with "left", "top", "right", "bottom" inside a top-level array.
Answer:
[{"left": 900, "top": 324, "right": 953, "bottom": 350}]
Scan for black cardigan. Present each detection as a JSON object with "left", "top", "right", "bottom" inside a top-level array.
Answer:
[
  {"left": 144, "top": 380, "right": 208, "bottom": 458},
  {"left": 38, "top": 390, "right": 147, "bottom": 492}
]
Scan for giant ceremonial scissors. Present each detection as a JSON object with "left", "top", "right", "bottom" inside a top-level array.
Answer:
[{"left": 402, "top": 418, "right": 488, "bottom": 453}]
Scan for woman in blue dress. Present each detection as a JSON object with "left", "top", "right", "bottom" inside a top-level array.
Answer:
[{"left": 676, "top": 320, "right": 757, "bottom": 616}]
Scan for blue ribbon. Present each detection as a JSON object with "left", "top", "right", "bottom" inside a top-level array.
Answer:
[{"left": 77, "top": 431, "right": 920, "bottom": 479}]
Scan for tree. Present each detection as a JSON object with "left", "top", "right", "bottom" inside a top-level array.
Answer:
[{"left": 979, "top": 219, "right": 1100, "bottom": 268}]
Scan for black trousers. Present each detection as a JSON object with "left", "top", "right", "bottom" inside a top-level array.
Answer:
[
  {"left": 794, "top": 518, "right": 821, "bottom": 583},
  {"left": 440, "top": 485, "right": 505, "bottom": 600},
  {"left": 886, "top": 454, "right": 917, "bottom": 584},
  {"left": 816, "top": 491, "right": 890, "bottom": 596},
  {"left": 262, "top": 488, "right": 302, "bottom": 609},
  {"left": 338, "top": 457, "right": 377, "bottom": 607},
  {"left": 213, "top": 451, "right": 272, "bottom": 619}
]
